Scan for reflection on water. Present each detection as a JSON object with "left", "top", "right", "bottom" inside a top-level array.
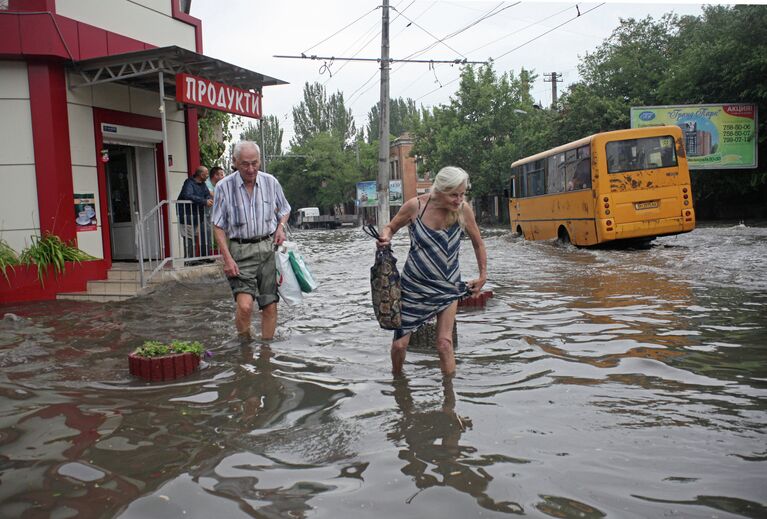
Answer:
[
  {"left": 388, "top": 376, "right": 523, "bottom": 514},
  {"left": 0, "top": 223, "right": 766, "bottom": 518}
]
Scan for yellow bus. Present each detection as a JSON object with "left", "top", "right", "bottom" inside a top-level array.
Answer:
[{"left": 508, "top": 125, "right": 695, "bottom": 246}]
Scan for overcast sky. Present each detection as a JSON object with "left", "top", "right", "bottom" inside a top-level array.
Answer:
[{"left": 189, "top": 0, "right": 711, "bottom": 150}]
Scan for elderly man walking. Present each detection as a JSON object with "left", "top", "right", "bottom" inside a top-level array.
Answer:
[{"left": 211, "top": 141, "right": 291, "bottom": 340}]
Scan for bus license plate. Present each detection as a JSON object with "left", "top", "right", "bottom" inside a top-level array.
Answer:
[{"left": 635, "top": 200, "right": 658, "bottom": 210}]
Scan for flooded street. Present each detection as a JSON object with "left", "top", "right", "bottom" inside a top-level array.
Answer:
[{"left": 1, "top": 223, "right": 766, "bottom": 518}]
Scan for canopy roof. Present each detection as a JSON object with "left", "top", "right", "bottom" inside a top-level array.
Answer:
[{"left": 71, "top": 45, "right": 287, "bottom": 94}]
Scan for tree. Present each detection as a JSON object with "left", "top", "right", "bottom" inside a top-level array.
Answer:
[
  {"left": 198, "top": 109, "right": 231, "bottom": 167},
  {"left": 411, "top": 64, "right": 552, "bottom": 198},
  {"left": 271, "top": 133, "right": 361, "bottom": 213},
  {"left": 240, "top": 115, "right": 284, "bottom": 165},
  {"left": 291, "top": 82, "right": 356, "bottom": 148},
  {"left": 366, "top": 97, "right": 420, "bottom": 143}
]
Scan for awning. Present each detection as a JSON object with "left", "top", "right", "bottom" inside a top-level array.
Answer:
[{"left": 70, "top": 45, "right": 287, "bottom": 94}]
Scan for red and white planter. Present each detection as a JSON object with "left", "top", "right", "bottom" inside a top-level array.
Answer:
[{"left": 128, "top": 352, "right": 200, "bottom": 382}]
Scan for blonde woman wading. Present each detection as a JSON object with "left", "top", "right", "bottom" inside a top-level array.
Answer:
[{"left": 376, "top": 166, "right": 487, "bottom": 375}]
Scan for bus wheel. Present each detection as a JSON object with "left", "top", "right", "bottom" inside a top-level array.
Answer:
[{"left": 557, "top": 226, "right": 571, "bottom": 244}]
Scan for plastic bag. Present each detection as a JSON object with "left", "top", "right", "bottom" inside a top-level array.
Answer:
[
  {"left": 276, "top": 243, "right": 303, "bottom": 305},
  {"left": 289, "top": 250, "right": 318, "bottom": 293}
]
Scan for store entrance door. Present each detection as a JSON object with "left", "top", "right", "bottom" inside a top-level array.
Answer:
[
  {"left": 105, "top": 144, "right": 160, "bottom": 261},
  {"left": 106, "top": 145, "right": 138, "bottom": 260}
]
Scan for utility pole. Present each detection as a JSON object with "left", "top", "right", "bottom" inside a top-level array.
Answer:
[
  {"left": 376, "top": 0, "right": 391, "bottom": 228},
  {"left": 543, "top": 71, "right": 562, "bottom": 107}
]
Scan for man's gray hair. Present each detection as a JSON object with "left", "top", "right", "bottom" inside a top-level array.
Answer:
[{"left": 233, "top": 141, "right": 261, "bottom": 161}]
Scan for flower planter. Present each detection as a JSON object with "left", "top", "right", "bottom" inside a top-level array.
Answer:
[{"left": 128, "top": 352, "right": 200, "bottom": 382}]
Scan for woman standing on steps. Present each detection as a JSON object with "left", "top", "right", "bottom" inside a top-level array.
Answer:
[{"left": 376, "top": 166, "right": 487, "bottom": 375}]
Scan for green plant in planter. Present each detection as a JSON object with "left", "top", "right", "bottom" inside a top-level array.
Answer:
[
  {"left": 133, "top": 339, "right": 206, "bottom": 358},
  {"left": 0, "top": 239, "right": 20, "bottom": 284},
  {"left": 19, "top": 232, "right": 97, "bottom": 287}
]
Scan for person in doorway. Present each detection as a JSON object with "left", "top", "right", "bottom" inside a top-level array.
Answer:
[
  {"left": 206, "top": 165, "right": 225, "bottom": 195},
  {"left": 212, "top": 141, "right": 291, "bottom": 340},
  {"left": 205, "top": 166, "right": 226, "bottom": 254},
  {"left": 376, "top": 166, "right": 487, "bottom": 376},
  {"left": 178, "top": 166, "right": 213, "bottom": 259}
]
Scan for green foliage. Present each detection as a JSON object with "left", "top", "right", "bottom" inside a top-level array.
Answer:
[
  {"left": 554, "top": 4, "right": 767, "bottom": 213},
  {"left": 19, "top": 233, "right": 96, "bottom": 287},
  {"left": 241, "top": 115, "right": 284, "bottom": 164},
  {"left": 272, "top": 133, "right": 362, "bottom": 212},
  {"left": 292, "top": 82, "right": 356, "bottom": 148},
  {"left": 0, "top": 239, "right": 20, "bottom": 284},
  {"left": 366, "top": 97, "right": 421, "bottom": 143},
  {"left": 412, "top": 64, "right": 553, "bottom": 198},
  {"left": 133, "top": 339, "right": 205, "bottom": 358},
  {"left": 198, "top": 109, "right": 231, "bottom": 167}
]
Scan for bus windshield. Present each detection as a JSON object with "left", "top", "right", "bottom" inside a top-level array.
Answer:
[{"left": 606, "top": 135, "right": 677, "bottom": 174}]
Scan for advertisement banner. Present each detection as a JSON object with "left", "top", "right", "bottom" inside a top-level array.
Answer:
[
  {"left": 630, "top": 103, "right": 757, "bottom": 169},
  {"left": 356, "top": 180, "right": 403, "bottom": 207},
  {"left": 74, "top": 193, "right": 97, "bottom": 232}
]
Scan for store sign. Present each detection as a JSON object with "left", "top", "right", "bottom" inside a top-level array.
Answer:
[
  {"left": 176, "top": 73, "right": 262, "bottom": 119},
  {"left": 630, "top": 103, "right": 758, "bottom": 169}
]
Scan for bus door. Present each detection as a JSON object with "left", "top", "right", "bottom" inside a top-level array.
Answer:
[{"left": 508, "top": 174, "right": 521, "bottom": 231}]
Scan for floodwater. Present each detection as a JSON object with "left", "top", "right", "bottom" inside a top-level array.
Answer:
[{"left": 1, "top": 223, "right": 766, "bottom": 519}]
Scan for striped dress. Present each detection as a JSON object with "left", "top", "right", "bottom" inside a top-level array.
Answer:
[{"left": 395, "top": 200, "right": 467, "bottom": 339}]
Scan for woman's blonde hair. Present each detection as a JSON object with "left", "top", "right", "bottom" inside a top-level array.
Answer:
[{"left": 432, "top": 166, "right": 470, "bottom": 229}]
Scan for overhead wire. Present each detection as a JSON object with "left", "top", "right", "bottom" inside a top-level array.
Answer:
[
  {"left": 302, "top": 6, "right": 378, "bottom": 55},
  {"left": 349, "top": 1, "right": 511, "bottom": 108},
  {"left": 325, "top": 0, "right": 416, "bottom": 87},
  {"left": 412, "top": 3, "right": 606, "bottom": 102}
]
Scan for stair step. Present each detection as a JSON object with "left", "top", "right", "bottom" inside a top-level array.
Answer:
[
  {"left": 87, "top": 280, "right": 140, "bottom": 296},
  {"left": 107, "top": 269, "right": 142, "bottom": 282},
  {"left": 56, "top": 291, "right": 133, "bottom": 302}
]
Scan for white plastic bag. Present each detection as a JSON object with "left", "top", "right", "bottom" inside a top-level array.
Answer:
[{"left": 276, "top": 242, "right": 303, "bottom": 305}]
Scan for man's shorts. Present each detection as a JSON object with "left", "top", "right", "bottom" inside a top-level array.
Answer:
[{"left": 228, "top": 240, "right": 278, "bottom": 309}]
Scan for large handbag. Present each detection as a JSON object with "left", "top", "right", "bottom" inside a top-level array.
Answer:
[{"left": 364, "top": 225, "right": 402, "bottom": 330}]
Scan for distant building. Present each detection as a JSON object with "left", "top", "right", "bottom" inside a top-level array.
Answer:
[
  {"left": 681, "top": 121, "right": 713, "bottom": 156},
  {"left": 389, "top": 132, "right": 432, "bottom": 201}
]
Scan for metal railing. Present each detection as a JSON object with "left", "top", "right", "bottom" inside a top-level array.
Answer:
[{"left": 135, "top": 200, "right": 220, "bottom": 288}]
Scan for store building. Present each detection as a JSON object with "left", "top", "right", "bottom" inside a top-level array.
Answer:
[{"left": 0, "top": 0, "right": 285, "bottom": 303}]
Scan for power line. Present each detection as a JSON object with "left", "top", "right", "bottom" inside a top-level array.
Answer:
[
  {"left": 347, "top": 1, "right": 514, "bottom": 109},
  {"left": 467, "top": 3, "right": 575, "bottom": 55},
  {"left": 413, "top": 3, "right": 605, "bottom": 103},
  {"left": 302, "top": 6, "right": 378, "bottom": 54},
  {"left": 322, "top": 0, "right": 416, "bottom": 85},
  {"left": 493, "top": 3, "right": 605, "bottom": 61},
  {"left": 275, "top": 54, "right": 483, "bottom": 65}
]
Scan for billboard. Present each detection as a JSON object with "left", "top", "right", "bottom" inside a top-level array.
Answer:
[
  {"left": 356, "top": 180, "right": 403, "bottom": 207},
  {"left": 630, "top": 103, "right": 757, "bottom": 169}
]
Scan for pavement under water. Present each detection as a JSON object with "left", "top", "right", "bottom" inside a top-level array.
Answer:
[{"left": 0, "top": 223, "right": 766, "bottom": 518}]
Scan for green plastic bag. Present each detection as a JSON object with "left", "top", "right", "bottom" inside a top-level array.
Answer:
[{"left": 288, "top": 250, "right": 318, "bottom": 293}]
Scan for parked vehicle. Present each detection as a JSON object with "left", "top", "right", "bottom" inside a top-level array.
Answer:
[{"left": 294, "top": 207, "right": 358, "bottom": 229}]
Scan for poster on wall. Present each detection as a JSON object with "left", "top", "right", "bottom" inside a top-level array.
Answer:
[
  {"left": 630, "top": 103, "right": 758, "bottom": 169},
  {"left": 74, "top": 193, "right": 97, "bottom": 231},
  {"left": 356, "top": 180, "right": 403, "bottom": 207}
]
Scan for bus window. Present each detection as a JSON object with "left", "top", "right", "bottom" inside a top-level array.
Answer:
[
  {"left": 547, "top": 155, "right": 565, "bottom": 194},
  {"left": 606, "top": 135, "right": 678, "bottom": 174},
  {"left": 569, "top": 145, "right": 592, "bottom": 190},
  {"left": 564, "top": 149, "right": 577, "bottom": 191}
]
